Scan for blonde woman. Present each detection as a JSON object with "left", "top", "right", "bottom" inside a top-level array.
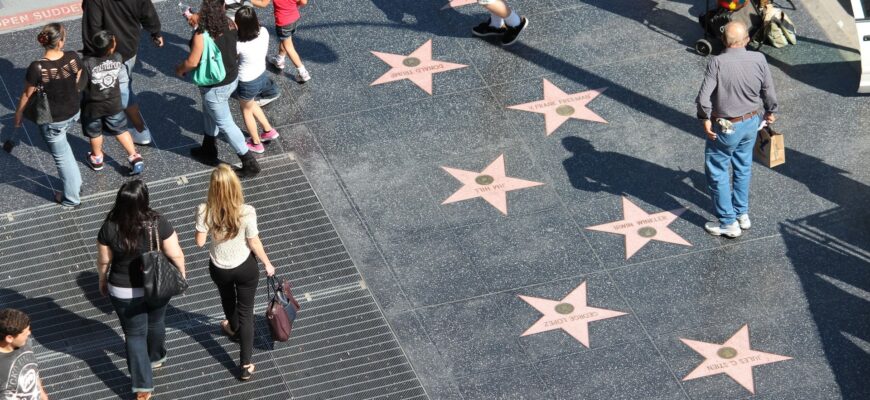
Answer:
[{"left": 195, "top": 164, "right": 275, "bottom": 380}]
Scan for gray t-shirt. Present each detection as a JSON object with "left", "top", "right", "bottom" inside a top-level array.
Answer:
[{"left": 0, "top": 341, "right": 41, "bottom": 400}]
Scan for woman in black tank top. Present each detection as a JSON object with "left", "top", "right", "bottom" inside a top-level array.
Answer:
[{"left": 176, "top": 0, "right": 261, "bottom": 178}]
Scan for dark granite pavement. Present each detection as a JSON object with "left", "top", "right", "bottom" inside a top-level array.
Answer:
[{"left": 0, "top": 0, "right": 868, "bottom": 399}]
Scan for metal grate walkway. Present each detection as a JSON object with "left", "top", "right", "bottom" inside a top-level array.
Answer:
[{"left": 0, "top": 153, "right": 428, "bottom": 400}]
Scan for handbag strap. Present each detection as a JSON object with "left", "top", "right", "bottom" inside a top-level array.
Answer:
[{"left": 147, "top": 217, "right": 161, "bottom": 252}]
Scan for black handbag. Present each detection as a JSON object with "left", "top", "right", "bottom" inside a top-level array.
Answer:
[
  {"left": 23, "top": 62, "right": 53, "bottom": 125},
  {"left": 141, "top": 218, "right": 188, "bottom": 301}
]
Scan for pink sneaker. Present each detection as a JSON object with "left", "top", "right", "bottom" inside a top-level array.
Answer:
[
  {"left": 260, "top": 129, "right": 280, "bottom": 142},
  {"left": 245, "top": 138, "right": 265, "bottom": 154}
]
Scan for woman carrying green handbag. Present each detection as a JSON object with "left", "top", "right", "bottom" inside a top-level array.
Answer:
[
  {"left": 175, "top": 0, "right": 261, "bottom": 178},
  {"left": 14, "top": 23, "right": 83, "bottom": 208}
]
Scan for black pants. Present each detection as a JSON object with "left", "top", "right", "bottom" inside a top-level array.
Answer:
[{"left": 209, "top": 253, "right": 259, "bottom": 366}]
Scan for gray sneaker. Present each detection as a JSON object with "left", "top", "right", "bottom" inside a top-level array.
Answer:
[
  {"left": 132, "top": 127, "right": 152, "bottom": 145},
  {"left": 737, "top": 214, "right": 751, "bottom": 230},
  {"left": 705, "top": 221, "right": 741, "bottom": 238}
]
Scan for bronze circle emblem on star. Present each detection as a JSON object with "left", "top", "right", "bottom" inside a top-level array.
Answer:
[
  {"left": 475, "top": 175, "right": 494, "bottom": 185},
  {"left": 555, "top": 303, "right": 575, "bottom": 315},
  {"left": 555, "top": 105, "right": 575, "bottom": 116},
  {"left": 717, "top": 347, "right": 738, "bottom": 359},
  {"left": 638, "top": 227, "right": 657, "bottom": 238},
  {"left": 403, "top": 57, "right": 421, "bottom": 67}
]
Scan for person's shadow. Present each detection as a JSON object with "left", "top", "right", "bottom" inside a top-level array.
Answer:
[
  {"left": 74, "top": 271, "right": 241, "bottom": 376},
  {"left": 561, "top": 136, "right": 710, "bottom": 226},
  {"left": 0, "top": 286, "right": 131, "bottom": 398}
]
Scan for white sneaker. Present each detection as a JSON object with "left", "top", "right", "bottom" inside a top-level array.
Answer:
[
  {"left": 737, "top": 214, "right": 751, "bottom": 230},
  {"left": 132, "top": 127, "right": 152, "bottom": 145},
  {"left": 705, "top": 221, "right": 741, "bottom": 238},
  {"left": 268, "top": 55, "right": 286, "bottom": 70},
  {"left": 295, "top": 69, "right": 311, "bottom": 83}
]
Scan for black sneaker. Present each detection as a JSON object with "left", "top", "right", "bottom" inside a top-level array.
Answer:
[
  {"left": 472, "top": 19, "right": 506, "bottom": 37},
  {"left": 501, "top": 17, "right": 529, "bottom": 46}
]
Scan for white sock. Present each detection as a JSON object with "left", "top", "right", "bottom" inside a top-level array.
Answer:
[
  {"left": 489, "top": 14, "right": 504, "bottom": 28},
  {"left": 505, "top": 11, "right": 521, "bottom": 27},
  {"left": 297, "top": 65, "right": 308, "bottom": 74},
  {"left": 275, "top": 54, "right": 286, "bottom": 62}
]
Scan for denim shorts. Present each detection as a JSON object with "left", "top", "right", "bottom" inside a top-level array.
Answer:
[
  {"left": 275, "top": 21, "right": 298, "bottom": 41},
  {"left": 235, "top": 72, "right": 280, "bottom": 101},
  {"left": 82, "top": 111, "right": 128, "bottom": 138}
]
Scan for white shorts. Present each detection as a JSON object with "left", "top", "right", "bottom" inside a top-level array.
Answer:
[{"left": 478, "top": 0, "right": 499, "bottom": 4}]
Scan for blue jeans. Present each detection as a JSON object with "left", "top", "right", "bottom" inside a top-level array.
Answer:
[
  {"left": 705, "top": 114, "right": 761, "bottom": 225},
  {"left": 39, "top": 112, "right": 82, "bottom": 206},
  {"left": 199, "top": 78, "right": 248, "bottom": 155},
  {"left": 118, "top": 56, "right": 137, "bottom": 109},
  {"left": 236, "top": 72, "right": 279, "bottom": 101},
  {"left": 110, "top": 296, "right": 169, "bottom": 393}
]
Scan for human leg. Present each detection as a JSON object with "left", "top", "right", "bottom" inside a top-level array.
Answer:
[
  {"left": 731, "top": 115, "right": 761, "bottom": 219},
  {"left": 203, "top": 80, "right": 248, "bottom": 155},
  {"left": 146, "top": 299, "right": 169, "bottom": 367},
  {"left": 234, "top": 254, "right": 260, "bottom": 368},
  {"left": 209, "top": 261, "right": 241, "bottom": 333},
  {"left": 705, "top": 125, "right": 743, "bottom": 226},
  {"left": 191, "top": 86, "right": 222, "bottom": 163},
  {"left": 119, "top": 56, "right": 150, "bottom": 138},
  {"left": 110, "top": 296, "right": 153, "bottom": 394},
  {"left": 39, "top": 114, "right": 82, "bottom": 206}
]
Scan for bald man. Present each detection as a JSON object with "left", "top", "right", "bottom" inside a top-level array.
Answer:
[{"left": 695, "top": 21, "right": 779, "bottom": 238}]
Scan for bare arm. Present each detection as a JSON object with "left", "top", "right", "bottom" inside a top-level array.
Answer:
[
  {"left": 14, "top": 84, "right": 36, "bottom": 127},
  {"left": 96, "top": 243, "right": 112, "bottom": 297},
  {"left": 161, "top": 232, "right": 187, "bottom": 278},
  {"left": 195, "top": 231, "right": 208, "bottom": 247},
  {"left": 38, "top": 376, "right": 48, "bottom": 400},
  {"left": 247, "top": 236, "right": 275, "bottom": 276},
  {"left": 176, "top": 33, "right": 205, "bottom": 76},
  {"left": 251, "top": 0, "right": 271, "bottom": 7},
  {"left": 297, "top": 0, "right": 308, "bottom": 6}
]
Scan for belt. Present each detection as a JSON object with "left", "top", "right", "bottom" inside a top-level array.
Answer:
[{"left": 717, "top": 110, "right": 759, "bottom": 123}]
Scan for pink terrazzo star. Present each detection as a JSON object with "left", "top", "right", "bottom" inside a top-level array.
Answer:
[
  {"left": 441, "top": 154, "right": 543, "bottom": 215},
  {"left": 370, "top": 39, "right": 468, "bottom": 95},
  {"left": 508, "top": 79, "right": 608, "bottom": 135},
  {"left": 519, "top": 281, "right": 627, "bottom": 347},
  {"left": 586, "top": 197, "right": 691, "bottom": 259},
  {"left": 441, "top": 0, "right": 476, "bottom": 10},
  {"left": 681, "top": 325, "right": 792, "bottom": 394}
]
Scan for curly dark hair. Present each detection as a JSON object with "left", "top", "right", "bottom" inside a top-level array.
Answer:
[
  {"left": 197, "top": 0, "right": 228, "bottom": 36},
  {"left": 0, "top": 309, "right": 30, "bottom": 338}
]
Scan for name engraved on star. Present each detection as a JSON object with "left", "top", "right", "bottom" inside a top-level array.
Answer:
[
  {"left": 558, "top": 93, "right": 595, "bottom": 104},
  {"left": 542, "top": 312, "right": 599, "bottom": 327},
  {"left": 635, "top": 215, "right": 668, "bottom": 225},
  {"left": 530, "top": 101, "right": 557, "bottom": 110},
  {"left": 389, "top": 63, "right": 447, "bottom": 79},
  {"left": 474, "top": 183, "right": 506, "bottom": 193},
  {"left": 613, "top": 222, "right": 635, "bottom": 230}
]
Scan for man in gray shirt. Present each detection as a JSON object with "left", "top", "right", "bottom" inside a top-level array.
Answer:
[
  {"left": 696, "top": 21, "right": 779, "bottom": 238},
  {"left": 1, "top": 309, "right": 48, "bottom": 400}
]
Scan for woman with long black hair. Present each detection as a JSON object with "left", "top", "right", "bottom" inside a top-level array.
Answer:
[
  {"left": 96, "top": 180, "right": 186, "bottom": 400},
  {"left": 176, "top": 0, "right": 261, "bottom": 177}
]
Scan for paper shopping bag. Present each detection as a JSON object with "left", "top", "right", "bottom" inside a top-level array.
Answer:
[{"left": 754, "top": 126, "right": 785, "bottom": 168}]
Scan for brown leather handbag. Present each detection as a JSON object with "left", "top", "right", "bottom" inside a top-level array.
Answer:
[{"left": 265, "top": 276, "right": 300, "bottom": 342}]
